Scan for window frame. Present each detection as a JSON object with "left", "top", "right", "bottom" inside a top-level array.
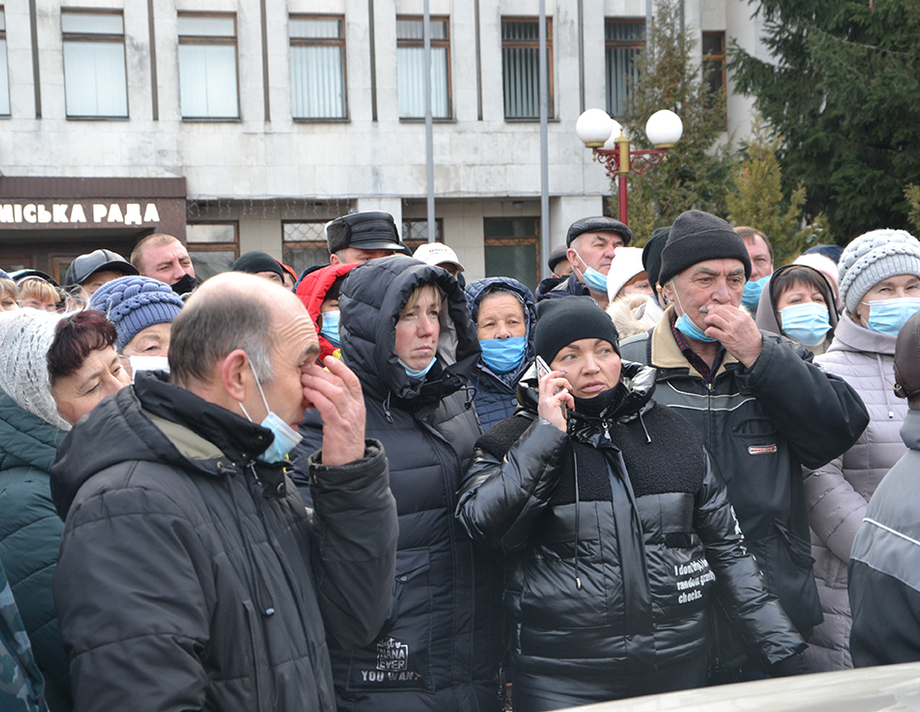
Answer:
[
  {"left": 604, "top": 18, "right": 645, "bottom": 120},
  {"left": 0, "top": 7, "right": 8, "bottom": 117},
  {"left": 289, "top": 13, "right": 348, "bottom": 122},
  {"left": 395, "top": 15, "right": 452, "bottom": 121},
  {"left": 282, "top": 220, "right": 330, "bottom": 275},
  {"left": 185, "top": 221, "right": 240, "bottom": 280},
  {"left": 500, "top": 17, "right": 554, "bottom": 121},
  {"left": 401, "top": 218, "right": 444, "bottom": 253},
  {"left": 483, "top": 216, "right": 541, "bottom": 290},
  {"left": 177, "top": 11, "right": 241, "bottom": 121},
  {"left": 702, "top": 30, "right": 727, "bottom": 123},
  {"left": 60, "top": 8, "right": 129, "bottom": 120}
]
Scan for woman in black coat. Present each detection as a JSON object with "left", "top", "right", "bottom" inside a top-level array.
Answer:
[
  {"left": 292, "top": 255, "right": 502, "bottom": 712},
  {"left": 456, "top": 297, "right": 808, "bottom": 712}
]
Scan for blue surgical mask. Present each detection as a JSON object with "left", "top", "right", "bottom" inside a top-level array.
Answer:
[
  {"left": 572, "top": 250, "right": 609, "bottom": 294},
  {"left": 398, "top": 356, "right": 437, "bottom": 380},
  {"left": 238, "top": 364, "right": 303, "bottom": 464},
  {"left": 863, "top": 297, "right": 920, "bottom": 336},
  {"left": 320, "top": 310, "right": 341, "bottom": 348},
  {"left": 779, "top": 302, "right": 831, "bottom": 346},
  {"left": 480, "top": 336, "right": 527, "bottom": 374},
  {"left": 742, "top": 275, "right": 770, "bottom": 310},
  {"left": 673, "top": 291, "right": 718, "bottom": 343}
]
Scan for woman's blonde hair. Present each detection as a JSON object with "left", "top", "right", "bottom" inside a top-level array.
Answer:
[
  {"left": 400, "top": 282, "right": 444, "bottom": 318},
  {"left": 0, "top": 278, "right": 17, "bottom": 303},
  {"left": 18, "top": 278, "right": 60, "bottom": 305}
]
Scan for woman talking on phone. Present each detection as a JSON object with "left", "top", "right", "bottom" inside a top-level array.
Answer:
[{"left": 456, "top": 297, "right": 809, "bottom": 711}]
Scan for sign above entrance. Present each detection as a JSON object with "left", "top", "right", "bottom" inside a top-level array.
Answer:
[{"left": 0, "top": 201, "right": 162, "bottom": 227}]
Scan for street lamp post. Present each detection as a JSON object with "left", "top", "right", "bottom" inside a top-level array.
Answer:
[{"left": 576, "top": 108, "right": 683, "bottom": 226}]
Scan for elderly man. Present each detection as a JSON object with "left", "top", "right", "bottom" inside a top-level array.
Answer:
[
  {"left": 50, "top": 273, "right": 398, "bottom": 712},
  {"left": 327, "top": 211, "right": 405, "bottom": 266},
  {"left": 543, "top": 216, "right": 632, "bottom": 308},
  {"left": 620, "top": 210, "right": 869, "bottom": 681},
  {"left": 130, "top": 233, "right": 199, "bottom": 295}
]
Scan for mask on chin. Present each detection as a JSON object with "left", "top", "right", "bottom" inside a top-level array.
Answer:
[{"left": 171, "top": 273, "right": 200, "bottom": 296}]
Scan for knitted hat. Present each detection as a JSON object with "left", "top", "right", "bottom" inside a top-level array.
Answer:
[
  {"left": 606, "top": 247, "right": 647, "bottom": 301},
  {"left": 895, "top": 310, "right": 920, "bottom": 408},
  {"left": 232, "top": 251, "right": 284, "bottom": 280},
  {"left": 837, "top": 230, "right": 920, "bottom": 314},
  {"left": 642, "top": 226, "right": 671, "bottom": 292},
  {"left": 326, "top": 211, "right": 403, "bottom": 254},
  {"left": 90, "top": 276, "right": 184, "bottom": 351},
  {"left": 659, "top": 210, "right": 751, "bottom": 286},
  {"left": 566, "top": 216, "right": 633, "bottom": 247},
  {"left": 535, "top": 297, "right": 620, "bottom": 363},
  {"left": 0, "top": 309, "right": 71, "bottom": 430}
]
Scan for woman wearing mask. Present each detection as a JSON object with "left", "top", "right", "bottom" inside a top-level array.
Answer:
[
  {"left": 754, "top": 264, "right": 838, "bottom": 355},
  {"left": 294, "top": 263, "right": 357, "bottom": 364},
  {"left": 291, "top": 255, "right": 502, "bottom": 712},
  {"left": 803, "top": 229, "right": 920, "bottom": 671},
  {"left": 465, "top": 277, "right": 537, "bottom": 431}
]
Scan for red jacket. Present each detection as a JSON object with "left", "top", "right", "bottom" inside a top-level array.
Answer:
[{"left": 295, "top": 263, "right": 357, "bottom": 363}]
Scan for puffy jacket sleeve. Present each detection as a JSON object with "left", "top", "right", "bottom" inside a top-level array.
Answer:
[
  {"left": 736, "top": 337, "right": 869, "bottom": 469},
  {"left": 693, "top": 452, "right": 806, "bottom": 670},
  {"left": 456, "top": 416, "right": 568, "bottom": 552},
  {"left": 304, "top": 439, "right": 398, "bottom": 649},
  {"left": 802, "top": 453, "right": 867, "bottom": 563}
]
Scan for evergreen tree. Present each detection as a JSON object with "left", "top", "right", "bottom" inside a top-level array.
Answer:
[
  {"left": 730, "top": 0, "right": 920, "bottom": 240},
  {"left": 615, "top": 0, "right": 733, "bottom": 244},
  {"left": 906, "top": 185, "right": 920, "bottom": 235}
]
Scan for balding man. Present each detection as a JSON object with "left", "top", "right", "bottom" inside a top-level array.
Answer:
[
  {"left": 50, "top": 273, "right": 398, "bottom": 712},
  {"left": 131, "top": 233, "right": 199, "bottom": 295}
]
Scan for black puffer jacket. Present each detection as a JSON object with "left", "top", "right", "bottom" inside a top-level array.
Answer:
[
  {"left": 292, "top": 256, "right": 502, "bottom": 712},
  {"left": 456, "top": 364, "right": 805, "bottom": 709},
  {"left": 51, "top": 374, "right": 398, "bottom": 712}
]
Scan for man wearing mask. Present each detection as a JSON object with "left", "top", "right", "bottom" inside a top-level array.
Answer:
[
  {"left": 130, "top": 233, "right": 200, "bottom": 296},
  {"left": 735, "top": 226, "right": 775, "bottom": 316},
  {"left": 619, "top": 210, "right": 869, "bottom": 683}
]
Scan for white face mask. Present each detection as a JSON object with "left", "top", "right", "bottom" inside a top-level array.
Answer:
[{"left": 238, "top": 362, "right": 303, "bottom": 464}]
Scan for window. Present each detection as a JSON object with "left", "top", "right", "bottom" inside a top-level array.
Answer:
[
  {"left": 605, "top": 19, "right": 645, "bottom": 119},
  {"left": 402, "top": 218, "right": 443, "bottom": 253},
  {"left": 178, "top": 14, "right": 239, "bottom": 119},
  {"left": 0, "top": 9, "right": 9, "bottom": 116},
  {"left": 289, "top": 16, "right": 347, "bottom": 120},
  {"left": 501, "top": 18, "right": 552, "bottom": 120},
  {"left": 283, "top": 221, "right": 329, "bottom": 277},
  {"left": 186, "top": 222, "right": 239, "bottom": 280},
  {"left": 702, "top": 31, "right": 726, "bottom": 116},
  {"left": 396, "top": 17, "right": 450, "bottom": 119},
  {"left": 61, "top": 10, "right": 128, "bottom": 118},
  {"left": 484, "top": 217, "right": 539, "bottom": 292}
]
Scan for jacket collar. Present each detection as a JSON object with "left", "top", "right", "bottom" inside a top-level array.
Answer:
[
  {"left": 649, "top": 305, "right": 740, "bottom": 378},
  {"left": 826, "top": 312, "right": 898, "bottom": 356}
]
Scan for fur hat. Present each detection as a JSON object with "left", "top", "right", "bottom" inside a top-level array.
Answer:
[
  {"left": 90, "top": 276, "right": 184, "bottom": 351},
  {"left": 326, "top": 211, "right": 403, "bottom": 254},
  {"left": 837, "top": 230, "right": 920, "bottom": 315},
  {"left": 535, "top": 296, "right": 620, "bottom": 364},
  {"left": 659, "top": 211, "right": 751, "bottom": 286}
]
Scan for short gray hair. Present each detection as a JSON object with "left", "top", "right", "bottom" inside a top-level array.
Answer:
[{"left": 169, "top": 290, "right": 274, "bottom": 386}]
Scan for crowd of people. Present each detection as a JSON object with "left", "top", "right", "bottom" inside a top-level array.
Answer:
[{"left": 2, "top": 207, "right": 920, "bottom": 712}]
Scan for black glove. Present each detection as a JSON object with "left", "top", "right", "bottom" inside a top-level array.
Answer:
[{"left": 770, "top": 652, "right": 810, "bottom": 677}]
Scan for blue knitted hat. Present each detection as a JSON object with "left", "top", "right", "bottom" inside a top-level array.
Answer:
[{"left": 90, "top": 275, "right": 184, "bottom": 351}]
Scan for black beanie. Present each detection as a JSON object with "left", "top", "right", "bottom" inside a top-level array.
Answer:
[
  {"left": 535, "top": 297, "right": 620, "bottom": 364},
  {"left": 658, "top": 210, "right": 751, "bottom": 286},
  {"left": 233, "top": 251, "right": 284, "bottom": 279},
  {"left": 642, "top": 226, "right": 671, "bottom": 292}
]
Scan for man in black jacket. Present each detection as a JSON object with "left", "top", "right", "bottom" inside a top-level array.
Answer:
[
  {"left": 51, "top": 273, "right": 398, "bottom": 712},
  {"left": 619, "top": 210, "right": 870, "bottom": 681}
]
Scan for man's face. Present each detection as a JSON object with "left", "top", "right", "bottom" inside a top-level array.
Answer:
[
  {"left": 83, "top": 270, "right": 125, "bottom": 296},
  {"left": 567, "top": 231, "right": 625, "bottom": 279},
  {"left": 330, "top": 247, "right": 397, "bottom": 266},
  {"left": 746, "top": 234, "right": 774, "bottom": 281},
  {"left": 553, "top": 258, "right": 573, "bottom": 278},
  {"left": 664, "top": 259, "right": 747, "bottom": 330},
  {"left": 141, "top": 242, "right": 196, "bottom": 284}
]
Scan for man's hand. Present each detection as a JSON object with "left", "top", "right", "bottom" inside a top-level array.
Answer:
[
  {"left": 703, "top": 304, "right": 763, "bottom": 368},
  {"left": 303, "top": 356, "right": 366, "bottom": 466},
  {"left": 537, "top": 369, "right": 575, "bottom": 433}
]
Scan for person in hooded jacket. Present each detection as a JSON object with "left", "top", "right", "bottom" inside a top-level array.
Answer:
[
  {"left": 456, "top": 297, "right": 807, "bottom": 712},
  {"left": 291, "top": 255, "right": 502, "bottom": 712},
  {"left": 754, "top": 264, "right": 838, "bottom": 355},
  {"left": 296, "top": 263, "right": 358, "bottom": 363},
  {"left": 465, "top": 277, "right": 537, "bottom": 431}
]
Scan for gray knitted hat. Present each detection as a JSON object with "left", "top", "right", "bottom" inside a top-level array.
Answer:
[
  {"left": 0, "top": 309, "right": 71, "bottom": 430},
  {"left": 90, "top": 276, "right": 184, "bottom": 351},
  {"left": 838, "top": 229, "right": 920, "bottom": 314}
]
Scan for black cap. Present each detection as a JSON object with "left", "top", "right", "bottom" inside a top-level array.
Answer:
[
  {"left": 642, "top": 226, "right": 671, "bottom": 292},
  {"left": 566, "top": 216, "right": 633, "bottom": 247},
  {"left": 547, "top": 245, "right": 569, "bottom": 273},
  {"left": 535, "top": 297, "right": 620, "bottom": 364},
  {"left": 65, "top": 249, "right": 138, "bottom": 287},
  {"left": 326, "top": 211, "right": 403, "bottom": 254},
  {"left": 659, "top": 210, "right": 752, "bottom": 286},
  {"left": 895, "top": 310, "right": 920, "bottom": 408},
  {"left": 233, "top": 251, "right": 284, "bottom": 279}
]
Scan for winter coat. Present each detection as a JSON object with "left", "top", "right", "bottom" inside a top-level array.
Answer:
[
  {"left": 539, "top": 273, "right": 592, "bottom": 301},
  {"left": 465, "top": 277, "right": 538, "bottom": 431},
  {"left": 50, "top": 373, "right": 398, "bottom": 712},
  {"left": 754, "top": 264, "right": 839, "bottom": 356},
  {"left": 0, "top": 392, "right": 70, "bottom": 712},
  {"left": 620, "top": 307, "right": 869, "bottom": 671},
  {"left": 291, "top": 255, "right": 502, "bottom": 712},
  {"left": 535, "top": 275, "right": 565, "bottom": 302},
  {"left": 849, "top": 409, "right": 920, "bottom": 667},
  {"left": 295, "top": 262, "right": 358, "bottom": 362},
  {"left": 456, "top": 363, "right": 805, "bottom": 709},
  {"left": 606, "top": 294, "right": 665, "bottom": 340},
  {"left": 802, "top": 313, "right": 906, "bottom": 671},
  {"left": 0, "top": 558, "right": 49, "bottom": 712}
]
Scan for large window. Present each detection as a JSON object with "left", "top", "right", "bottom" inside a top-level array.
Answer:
[
  {"left": 283, "top": 221, "right": 329, "bottom": 277},
  {"left": 402, "top": 218, "right": 443, "bottom": 253},
  {"left": 501, "top": 18, "right": 552, "bottom": 120},
  {"left": 605, "top": 19, "right": 645, "bottom": 119},
  {"left": 484, "top": 217, "right": 539, "bottom": 292},
  {"left": 178, "top": 14, "right": 239, "bottom": 119},
  {"left": 186, "top": 222, "right": 238, "bottom": 280},
  {"left": 61, "top": 10, "right": 128, "bottom": 118},
  {"left": 290, "top": 16, "right": 347, "bottom": 120},
  {"left": 702, "top": 31, "right": 726, "bottom": 116},
  {"left": 396, "top": 17, "right": 450, "bottom": 119},
  {"left": 0, "top": 9, "right": 9, "bottom": 117}
]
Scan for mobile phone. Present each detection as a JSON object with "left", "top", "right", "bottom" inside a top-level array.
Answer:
[{"left": 535, "top": 355, "right": 552, "bottom": 380}]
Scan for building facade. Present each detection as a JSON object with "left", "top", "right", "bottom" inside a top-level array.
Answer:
[{"left": 0, "top": 0, "right": 767, "bottom": 292}]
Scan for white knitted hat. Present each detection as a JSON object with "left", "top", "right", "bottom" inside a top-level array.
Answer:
[
  {"left": 838, "top": 230, "right": 920, "bottom": 314},
  {"left": 606, "top": 246, "right": 647, "bottom": 301},
  {"left": 0, "top": 309, "right": 71, "bottom": 430}
]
